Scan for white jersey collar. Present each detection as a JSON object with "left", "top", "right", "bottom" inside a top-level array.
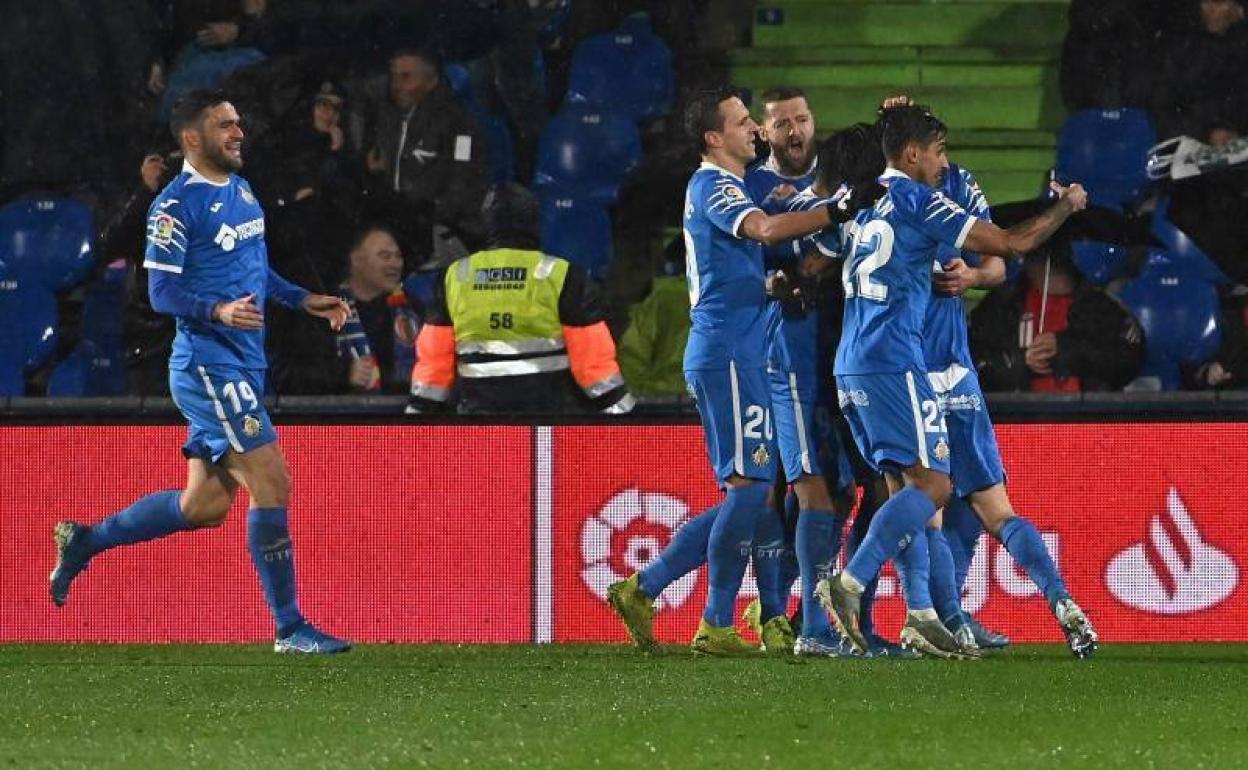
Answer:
[
  {"left": 182, "top": 159, "right": 230, "bottom": 187},
  {"left": 699, "top": 160, "right": 746, "bottom": 183},
  {"left": 879, "top": 167, "right": 912, "bottom": 184}
]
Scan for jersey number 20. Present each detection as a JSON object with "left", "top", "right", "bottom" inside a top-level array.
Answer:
[{"left": 842, "top": 220, "right": 895, "bottom": 302}]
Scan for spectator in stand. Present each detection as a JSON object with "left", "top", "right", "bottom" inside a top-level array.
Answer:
[
  {"left": 267, "top": 225, "right": 420, "bottom": 395},
  {"left": 970, "top": 243, "right": 1144, "bottom": 392},
  {"left": 95, "top": 151, "right": 181, "bottom": 394},
  {"left": 406, "top": 183, "right": 634, "bottom": 415},
  {"left": 616, "top": 237, "right": 691, "bottom": 397},
  {"left": 1059, "top": 0, "right": 1159, "bottom": 112},
  {"left": 155, "top": 1, "right": 270, "bottom": 122},
  {"left": 1151, "top": 0, "right": 1247, "bottom": 144},
  {"left": 359, "top": 48, "right": 489, "bottom": 257},
  {"left": 1188, "top": 293, "right": 1248, "bottom": 390}
]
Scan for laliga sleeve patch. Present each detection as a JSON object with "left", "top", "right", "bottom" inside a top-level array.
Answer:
[
  {"left": 454, "top": 134, "right": 472, "bottom": 162},
  {"left": 152, "top": 213, "right": 175, "bottom": 246}
]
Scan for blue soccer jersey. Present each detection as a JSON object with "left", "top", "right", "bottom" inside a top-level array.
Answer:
[
  {"left": 745, "top": 153, "right": 817, "bottom": 269},
  {"left": 923, "top": 163, "right": 991, "bottom": 370},
  {"left": 682, "top": 161, "right": 769, "bottom": 370},
  {"left": 834, "top": 168, "right": 976, "bottom": 376},
  {"left": 144, "top": 162, "right": 276, "bottom": 371}
]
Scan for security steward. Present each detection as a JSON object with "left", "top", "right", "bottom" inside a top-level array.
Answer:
[{"left": 406, "top": 183, "right": 635, "bottom": 414}]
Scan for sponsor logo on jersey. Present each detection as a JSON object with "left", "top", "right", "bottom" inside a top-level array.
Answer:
[
  {"left": 837, "top": 388, "right": 870, "bottom": 408},
  {"left": 579, "top": 488, "right": 696, "bottom": 611},
  {"left": 213, "top": 217, "right": 265, "bottom": 252},
  {"left": 473, "top": 267, "right": 528, "bottom": 290},
  {"left": 210, "top": 202, "right": 223, "bottom": 213},
  {"left": 1106, "top": 487, "right": 1238, "bottom": 614},
  {"left": 943, "top": 393, "right": 982, "bottom": 412}
]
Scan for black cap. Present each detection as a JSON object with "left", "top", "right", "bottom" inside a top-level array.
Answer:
[{"left": 482, "top": 183, "right": 540, "bottom": 242}]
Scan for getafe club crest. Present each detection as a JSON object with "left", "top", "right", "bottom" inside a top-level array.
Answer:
[
  {"left": 933, "top": 438, "right": 950, "bottom": 461},
  {"left": 240, "top": 188, "right": 256, "bottom": 205},
  {"left": 752, "top": 443, "right": 771, "bottom": 467},
  {"left": 242, "top": 414, "right": 261, "bottom": 438}
]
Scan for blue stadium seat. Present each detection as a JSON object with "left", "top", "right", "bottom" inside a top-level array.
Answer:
[
  {"left": 0, "top": 263, "right": 60, "bottom": 396},
  {"left": 1117, "top": 249, "right": 1221, "bottom": 390},
  {"left": 1070, "top": 240, "right": 1129, "bottom": 285},
  {"left": 538, "top": 194, "right": 613, "bottom": 281},
  {"left": 0, "top": 196, "right": 96, "bottom": 290},
  {"left": 1055, "top": 109, "right": 1156, "bottom": 212},
  {"left": 565, "top": 14, "right": 674, "bottom": 123},
  {"left": 444, "top": 63, "right": 516, "bottom": 184},
  {"left": 533, "top": 103, "right": 641, "bottom": 202},
  {"left": 1151, "top": 196, "right": 1231, "bottom": 286},
  {"left": 47, "top": 262, "right": 128, "bottom": 397}
]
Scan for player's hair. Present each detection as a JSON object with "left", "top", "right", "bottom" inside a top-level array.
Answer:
[
  {"left": 760, "top": 86, "right": 807, "bottom": 106},
  {"left": 389, "top": 46, "right": 441, "bottom": 75},
  {"left": 878, "top": 104, "right": 947, "bottom": 163},
  {"left": 169, "top": 89, "right": 230, "bottom": 143},
  {"left": 817, "top": 122, "right": 885, "bottom": 193},
  {"left": 683, "top": 86, "right": 743, "bottom": 154}
]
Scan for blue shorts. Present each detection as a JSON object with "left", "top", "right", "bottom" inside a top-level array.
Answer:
[
  {"left": 769, "top": 368, "right": 854, "bottom": 491},
  {"left": 169, "top": 364, "right": 277, "bottom": 463},
  {"left": 927, "top": 364, "right": 1006, "bottom": 498},
  {"left": 686, "top": 363, "right": 777, "bottom": 483},
  {"left": 836, "top": 370, "right": 951, "bottom": 476}
]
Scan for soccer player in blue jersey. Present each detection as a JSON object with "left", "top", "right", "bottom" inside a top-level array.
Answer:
[
  {"left": 49, "top": 90, "right": 353, "bottom": 654},
  {"left": 926, "top": 164, "right": 1099, "bottom": 658},
  {"left": 607, "top": 87, "right": 842, "bottom": 656},
  {"left": 744, "top": 87, "right": 818, "bottom": 210},
  {"left": 817, "top": 104, "right": 1087, "bottom": 658}
]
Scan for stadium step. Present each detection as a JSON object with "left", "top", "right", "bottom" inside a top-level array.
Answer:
[
  {"left": 793, "top": 85, "right": 1064, "bottom": 132},
  {"left": 733, "top": 62, "right": 1056, "bottom": 89},
  {"left": 753, "top": 3, "right": 1069, "bottom": 48},
  {"left": 731, "top": 45, "right": 1059, "bottom": 66}
]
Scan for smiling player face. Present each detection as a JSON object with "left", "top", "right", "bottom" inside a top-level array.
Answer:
[{"left": 196, "top": 102, "right": 245, "bottom": 174}]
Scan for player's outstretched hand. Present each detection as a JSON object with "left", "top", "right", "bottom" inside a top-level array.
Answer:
[
  {"left": 1050, "top": 181, "right": 1088, "bottom": 212},
  {"left": 303, "top": 294, "right": 351, "bottom": 332},
  {"left": 934, "top": 258, "right": 976, "bottom": 297},
  {"left": 214, "top": 294, "right": 264, "bottom": 329}
]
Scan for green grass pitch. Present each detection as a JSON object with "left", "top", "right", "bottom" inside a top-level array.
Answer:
[{"left": 2, "top": 644, "right": 1245, "bottom": 769}]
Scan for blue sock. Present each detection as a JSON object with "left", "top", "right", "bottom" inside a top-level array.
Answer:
[
  {"left": 87, "top": 490, "right": 188, "bottom": 555},
  {"left": 846, "top": 507, "right": 878, "bottom": 637},
  {"left": 998, "top": 516, "right": 1069, "bottom": 607},
  {"left": 943, "top": 495, "right": 983, "bottom": 593},
  {"left": 704, "top": 482, "right": 767, "bottom": 627},
  {"left": 638, "top": 505, "right": 717, "bottom": 598},
  {"left": 927, "top": 528, "right": 963, "bottom": 624},
  {"left": 247, "top": 507, "right": 304, "bottom": 635},
  {"left": 796, "top": 508, "right": 840, "bottom": 638},
  {"left": 778, "top": 491, "right": 802, "bottom": 599},
  {"left": 893, "top": 528, "right": 932, "bottom": 611},
  {"left": 752, "top": 507, "right": 787, "bottom": 621},
  {"left": 844, "top": 487, "right": 936, "bottom": 589}
]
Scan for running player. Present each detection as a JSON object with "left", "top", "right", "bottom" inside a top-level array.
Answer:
[
  {"left": 818, "top": 104, "right": 1087, "bottom": 657},
  {"left": 607, "top": 87, "right": 841, "bottom": 656},
  {"left": 49, "top": 89, "right": 352, "bottom": 654}
]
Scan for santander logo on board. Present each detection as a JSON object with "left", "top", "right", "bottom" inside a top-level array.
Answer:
[{"left": 1106, "top": 487, "right": 1238, "bottom": 614}]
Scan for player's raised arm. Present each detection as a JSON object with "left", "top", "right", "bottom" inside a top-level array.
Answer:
[
  {"left": 737, "top": 204, "right": 835, "bottom": 247},
  {"left": 961, "top": 182, "right": 1087, "bottom": 260}
]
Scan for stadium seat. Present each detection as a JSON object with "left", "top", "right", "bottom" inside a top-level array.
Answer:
[
  {"left": 47, "top": 262, "right": 128, "bottom": 397},
  {"left": 444, "top": 63, "right": 516, "bottom": 184},
  {"left": 1055, "top": 109, "right": 1156, "bottom": 212},
  {"left": 0, "top": 269, "right": 60, "bottom": 396},
  {"left": 538, "top": 194, "right": 613, "bottom": 281},
  {"left": 533, "top": 102, "right": 641, "bottom": 202},
  {"left": 1151, "top": 196, "right": 1232, "bottom": 286},
  {"left": 566, "top": 13, "right": 674, "bottom": 123},
  {"left": 0, "top": 196, "right": 96, "bottom": 291},
  {"left": 1070, "top": 240, "right": 1128, "bottom": 286},
  {"left": 1117, "top": 249, "right": 1222, "bottom": 390}
]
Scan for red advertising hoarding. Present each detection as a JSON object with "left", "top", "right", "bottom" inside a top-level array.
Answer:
[
  {"left": 552, "top": 423, "right": 1248, "bottom": 644},
  {"left": 2, "top": 422, "right": 1245, "bottom": 644},
  {"left": 0, "top": 425, "right": 533, "bottom": 643}
]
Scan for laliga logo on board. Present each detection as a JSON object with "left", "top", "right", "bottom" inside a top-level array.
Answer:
[
  {"left": 580, "top": 488, "right": 697, "bottom": 611},
  {"left": 1106, "top": 487, "right": 1238, "bottom": 614}
]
